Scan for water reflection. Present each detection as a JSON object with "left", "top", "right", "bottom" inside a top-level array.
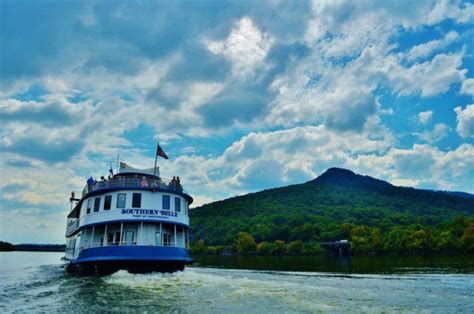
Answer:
[{"left": 193, "top": 254, "right": 474, "bottom": 274}]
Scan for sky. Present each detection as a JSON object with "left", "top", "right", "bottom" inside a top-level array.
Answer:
[{"left": 0, "top": 0, "right": 473, "bottom": 244}]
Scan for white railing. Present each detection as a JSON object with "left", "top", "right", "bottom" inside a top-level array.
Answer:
[
  {"left": 82, "top": 176, "right": 186, "bottom": 197},
  {"left": 78, "top": 242, "right": 189, "bottom": 251}
]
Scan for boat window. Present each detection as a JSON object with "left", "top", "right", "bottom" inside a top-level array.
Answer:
[
  {"left": 107, "top": 232, "right": 114, "bottom": 244},
  {"left": 94, "top": 197, "right": 100, "bottom": 212},
  {"left": 115, "top": 232, "right": 120, "bottom": 245},
  {"left": 132, "top": 193, "right": 142, "bottom": 208},
  {"left": 175, "top": 197, "right": 181, "bottom": 212},
  {"left": 162, "top": 195, "right": 170, "bottom": 209},
  {"left": 163, "top": 233, "right": 171, "bottom": 246},
  {"left": 104, "top": 195, "right": 112, "bottom": 210},
  {"left": 86, "top": 199, "right": 92, "bottom": 214},
  {"left": 117, "top": 193, "right": 126, "bottom": 208},
  {"left": 155, "top": 232, "right": 162, "bottom": 246},
  {"left": 124, "top": 231, "right": 134, "bottom": 245}
]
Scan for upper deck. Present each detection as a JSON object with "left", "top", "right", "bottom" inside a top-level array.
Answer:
[
  {"left": 81, "top": 175, "right": 190, "bottom": 200},
  {"left": 67, "top": 174, "right": 192, "bottom": 220}
]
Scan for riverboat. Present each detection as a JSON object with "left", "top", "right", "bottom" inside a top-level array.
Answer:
[{"left": 63, "top": 161, "right": 193, "bottom": 275}]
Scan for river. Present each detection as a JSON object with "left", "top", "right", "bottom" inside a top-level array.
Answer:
[{"left": 0, "top": 252, "right": 473, "bottom": 312}]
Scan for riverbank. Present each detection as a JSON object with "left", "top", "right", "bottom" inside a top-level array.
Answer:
[{"left": 0, "top": 241, "right": 65, "bottom": 252}]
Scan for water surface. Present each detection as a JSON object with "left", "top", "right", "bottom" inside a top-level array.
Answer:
[{"left": 1, "top": 252, "right": 473, "bottom": 312}]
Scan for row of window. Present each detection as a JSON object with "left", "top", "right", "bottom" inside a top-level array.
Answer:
[
  {"left": 85, "top": 193, "right": 184, "bottom": 214},
  {"left": 89, "top": 231, "right": 181, "bottom": 247}
]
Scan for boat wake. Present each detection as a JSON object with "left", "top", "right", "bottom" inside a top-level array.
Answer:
[{"left": 1, "top": 261, "right": 473, "bottom": 313}]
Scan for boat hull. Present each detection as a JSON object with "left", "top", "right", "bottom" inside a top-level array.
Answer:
[{"left": 66, "top": 245, "right": 192, "bottom": 275}]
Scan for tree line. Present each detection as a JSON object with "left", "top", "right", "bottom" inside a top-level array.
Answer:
[{"left": 191, "top": 216, "right": 474, "bottom": 255}]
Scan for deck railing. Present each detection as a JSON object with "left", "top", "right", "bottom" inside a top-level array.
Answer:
[
  {"left": 82, "top": 176, "right": 186, "bottom": 197},
  {"left": 66, "top": 219, "right": 79, "bottom": 236}
]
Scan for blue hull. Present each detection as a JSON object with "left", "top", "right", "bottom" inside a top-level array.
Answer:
[{"left": 67, "top": 246, "right": 192, "bottom": 275}]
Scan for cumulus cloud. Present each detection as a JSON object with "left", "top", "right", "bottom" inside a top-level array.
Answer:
[
  {"left": 406, "top": 31, "right": 459, "bottom": 61},
  {"left": 388, "top": 52, "right": 466, "bottom": 97},
  {"left": 425, "top": 0, "right": 474, "bottom": 25},
  {"left": 165, "top": 126, "right": 473, "bottom": 198},
  {"left": 418, "top": 110, "right": 433, "bottom": 124},
  {"left": 454, "top": 104, "right": 474, "bottom": 138},
  {"left": 0, "top": 98, "right": 81, "bottom": 126},
  {"left": 414, "top": 123, "right": 449, "bottom": 143},
  {"left": 461, "top": 78, "right": 474, "bottom": 97},
  {"left": 206, "top": 17, "right": 274, "bottom": 78}
]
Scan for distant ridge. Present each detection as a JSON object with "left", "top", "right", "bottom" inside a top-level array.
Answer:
[
  {"left": 440, "top": 191, "right": 474, "bottom": 199},
  {"left": 310, "top": 167, "right": 474, "bottom": 199},
  {"left": 310, "top": 167, "right": 393, "bottom": 189}
]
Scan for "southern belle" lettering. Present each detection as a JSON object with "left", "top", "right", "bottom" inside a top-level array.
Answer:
[{"left": 121, "top": 209, "right": 178, "bottom": 217}]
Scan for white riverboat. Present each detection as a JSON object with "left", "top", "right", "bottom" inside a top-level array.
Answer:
[{"left": 63, "top": 162, "right": 193, "bottom": 275}]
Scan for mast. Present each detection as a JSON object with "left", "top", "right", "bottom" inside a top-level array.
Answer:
[{"left": 153, "top": 142, "right": 159, "bottom": 177}]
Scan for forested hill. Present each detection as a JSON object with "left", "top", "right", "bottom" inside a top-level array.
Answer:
[{"left": 190, "top": 168, "right": 474, "bottom": 253}]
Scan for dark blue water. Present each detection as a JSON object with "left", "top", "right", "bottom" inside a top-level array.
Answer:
[{"left": 1, "top": 252, "right": 473, "bottom": 312}]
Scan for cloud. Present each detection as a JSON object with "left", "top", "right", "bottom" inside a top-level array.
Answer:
[
  {"left": 388, "top": 52, "right": 466, "bottom": 97},
  {"left": 0, "top": 98, "right": 79, "bottom": 126},
  {"left": 414, "top": 123, "right": 449, "bottom": 143},
  {"left": 206, "top": 17, "right": 274, "bottom": 78},
  {"left": 454, "top": 104, "right": 474, "bottom": 138},
  {"left": 426, "top": 0, "right": 474, "bottom": 25},
  {"left": 4, "top": 159, "right": 34, "bottom": 168},
  {"left": 324, "top": 92, "right": 378, "bottom": 132},
  {"left": 406, "top": 31, "right": 459, "bottom": 61},
  {"left": 2, "top": 134, "right": 86, "bottom": 164},
  {"left": 165, "top": 126, "right": 473, "bottom": 198},
  {"left": 461, "top": 78, "right": 474, "bottom": 97},
  {"left": 198, "top": 82, "right": 273, "bottom": 128},
  {"left": 418, "top": 110, "right": 433, "bottom": 124}
]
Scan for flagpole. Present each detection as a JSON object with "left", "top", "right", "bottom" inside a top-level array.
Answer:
[
  {"left": 116, "top": 154, "right": 120, "bottom": 174},
  {"left": 153, "top": 142, "right": 159, "bottom": 177}
]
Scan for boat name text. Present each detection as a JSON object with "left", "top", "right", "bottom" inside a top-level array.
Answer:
[{"left": 121, "top": 209, "right": 178, "bottom": 218}]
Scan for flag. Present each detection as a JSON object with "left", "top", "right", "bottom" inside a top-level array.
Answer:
[
  {"left": 109, "top": 163, "right": 114, "bottom": 176},
  {"left": 156, "top": 144, "right": 169, "bottom": 159}
]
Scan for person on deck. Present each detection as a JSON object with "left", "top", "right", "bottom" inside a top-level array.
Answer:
[{"left": 141, "top": 176, "right": 149, "bottom": 187}]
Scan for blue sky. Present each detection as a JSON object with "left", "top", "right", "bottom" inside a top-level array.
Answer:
[{"left": 0, "top": 0, "right": 473, "bottom": 243}]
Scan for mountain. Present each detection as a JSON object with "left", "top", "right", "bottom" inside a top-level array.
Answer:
[
  {"left": 190, "top": 168, "right": 474, "bottom": 251},
  {"left": 310, "top": 167, "right": 393, "bottom": 189}
]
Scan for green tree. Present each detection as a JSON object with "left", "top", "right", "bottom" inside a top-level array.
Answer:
[
  {"left": 234, "top": 232, "right": 257, "bottom": 255},
  {"left": 461, "top": 222, "right": 474, "bottom": 252},
  {"left": 287, "top": 240, "right": 304, "bottom": 255},
  {"left": 273, "top": 240, "right": 287, "bottom": 255},
  {"left": 302, "top": 242, "right": 323, "bottom": 255},
  {"left": 256, "top": 242, "right": 274, "bottom": 255},
  {"left": 409, "top": 229, "right": 433, "bottom": 252},
  {"left": 191, "top": 239, "right": 205, "bottom": 255}
]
